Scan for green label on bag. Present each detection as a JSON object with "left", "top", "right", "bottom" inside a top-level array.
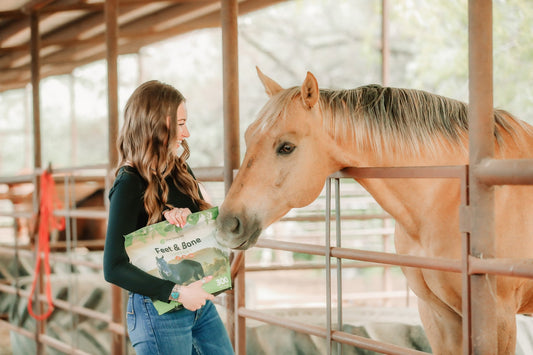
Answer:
[{"left": 124, "top": 207, "right": 231, "bottom": 315}]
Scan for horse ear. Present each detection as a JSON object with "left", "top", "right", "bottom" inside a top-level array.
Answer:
[
  {"left": 256, "top": 66, "right": 283, "bottom": 97},
  {"left": 301, "top": 72, "right": 319, "bottom": 109}
]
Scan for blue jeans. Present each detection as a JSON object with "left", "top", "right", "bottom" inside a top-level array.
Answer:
[{"left": 127, "top": 293, "right": 234, "bottom": 355}]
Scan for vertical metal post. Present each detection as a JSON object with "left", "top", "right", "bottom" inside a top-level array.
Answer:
[
  {"left": 221, "top": 0, "right": 241, "bottom": 353},
  {"left": 325, "top": 178, "right": 332, "bottom": 354},
  {"left": 468, "top": 1, "right": 496, "bottom": 354},
  {"left": 137, "top": 51, "right": 144, "bottom": 85},
  {"left": 381, "top": 0, "right": 390, "bottom": 86},
  {"left": 381, "top": 0, "right": 391, "bottom": 311},
  {"left": 31, "top": 12, "right": 41, "bottom": 171},
  {"left": 30, "top": 10, "right": 44, "bottom": 355},
  {"left": 382, "top": 218, "right": 392, "bottom": 306},
  {"left": 334, "top": 178, "right": 342, "bottom": 355},
  {"left": 105, "top": 1, "right": 123, "bottom": 355},
  {"left": 68, "top": 74, "right": 77, "bottom": 166},
  {"left": 24, "top": 85, "right": 32, "bottom": 169},
  {"left": 461, "top": 165, "right": 471, "bottom": 354},
  {"left": 106, "top": 0, "right": 119, "bottom": 169},
  {"left": 222, "top": 0, "right": 240, "bottom": 194}
]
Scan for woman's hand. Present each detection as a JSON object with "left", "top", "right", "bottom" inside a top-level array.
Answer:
[
  {"left": 163, "top": 207, "right": 191, "bottom": 227},
  {"left": 178, "top": 276, "right": 215, "bottom": 311}
]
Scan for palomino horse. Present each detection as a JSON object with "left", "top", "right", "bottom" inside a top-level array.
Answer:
[{"left": 216, "top": 68, "right": 533, "bottom": 354}]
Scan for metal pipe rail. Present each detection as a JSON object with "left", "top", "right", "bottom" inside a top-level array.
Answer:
[
  {"left": 475, "top": 158, "right": 533, "bottom": 185},
  {"left": 245, "top": 261, "right": 391, "bottom": 272},
  {"left": 0, "top": 283, "right": 109, "bottom": 324},
  {"left": 0, "top": 165, "right": 229, "bottom": 355},
  {"left": 0, "top": 269, "right": 127, "bottom": 350},
  {"left": 0, "top": 208, "right": 108, "bottom": 220},
  {"left": 0, "top": 174, "right": 35, "bottom": 184},
  {"left": 256, "top": 238, "right": 462, "bottom": 273},
  {"left": 334, "top": 165, "right": 533, "bottom": 280},
  {"left": 0, "top": 247, "right": 103, "bottom": 269},
  {"left": 280, "top": 213, "right": 392, "bottom": 222},
  {"left": 54, "top": 208, "right": 107, "bottom": 219},
  {"left": 0, "top": 319, "right": 93, "bottom": 355},
  {"left": 0, "top": 211, "right": 33, "bottom": 218},
  {"left": 239, "top": 308, "right": 427, "bottom": 355},
  {"left": 237, "top": 160, "right": 533, "bottom": 354},
  {"left": 334, "top": 165, "right": 466, "bottom": 179},
  {"left": 3, "top": 161, "right": 530, "bottom": 354},
  {"left": 0, "top": 164, "right": 108, "bottom": 182},
  {"left": 469, "top": 257, "right": 533, "bottom": 279}
]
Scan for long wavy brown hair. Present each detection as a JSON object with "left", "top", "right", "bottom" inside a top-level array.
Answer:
[{"left": 116, "top": 80, "right": 210, "bottom": 225}]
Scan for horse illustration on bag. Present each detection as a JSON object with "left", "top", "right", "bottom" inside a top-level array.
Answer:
[{"left": 156, "top": 256, "right": 205, "bottom": 285}]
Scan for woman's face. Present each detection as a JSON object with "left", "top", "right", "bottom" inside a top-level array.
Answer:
[{"left": 176, "top": 102, "right": 190, "bottom": 148}]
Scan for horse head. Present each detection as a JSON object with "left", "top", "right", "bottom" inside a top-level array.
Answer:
[{"left": 216, "top": 68, "right": 346, "bottom": 250}]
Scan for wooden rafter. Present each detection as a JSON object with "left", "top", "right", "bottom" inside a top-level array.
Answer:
[{"left": 0, "top": 0, "right": 288, "bottom": 92}]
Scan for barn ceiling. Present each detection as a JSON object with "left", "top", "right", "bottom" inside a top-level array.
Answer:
[{"left": 0, "top": 0, "right": 287, "bottom": 92}]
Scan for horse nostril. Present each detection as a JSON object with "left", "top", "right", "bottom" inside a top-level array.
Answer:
[
  {"left": 218, "top": 213, "right": 242, "bottom": 236},
  {"left": 227, "top": 215, "right": 242, "bottom": 235}
]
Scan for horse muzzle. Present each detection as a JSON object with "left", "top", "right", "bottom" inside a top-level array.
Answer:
[{"left": 215, "top": 209, "right": 262, "bottom": 250}]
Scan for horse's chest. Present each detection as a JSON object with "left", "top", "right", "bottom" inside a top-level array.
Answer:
[
  {"left": 394, "top": 225, "right": 462, "bottom": 312},
  {"left": 393, "top": 226, "right": 425, "bottom": 256}
]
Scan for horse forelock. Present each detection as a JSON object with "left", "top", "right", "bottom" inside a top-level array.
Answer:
[{"left": 250, "top": 87, "right": 302, "bottom": 136}]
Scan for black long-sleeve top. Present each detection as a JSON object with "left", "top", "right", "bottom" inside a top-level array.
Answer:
[{"left": 103, "top": 165, "right": 201, "bottom": 302}]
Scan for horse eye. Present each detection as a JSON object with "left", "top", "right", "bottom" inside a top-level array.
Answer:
[{"left": 277, "top": 142, "right": 295, "bottom": 155}]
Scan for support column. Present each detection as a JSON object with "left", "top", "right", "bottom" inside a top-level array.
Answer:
[
  {"left": 30, "top": 10, "right": 44, "bottom": 355},
  {"left": 31, "top": 12, "right": 41, "bottom": 171},
  {"left": 105, "top": 1, "right": 123, "bottom": 355},
  {"left": 68, "top": 74, "right": 77, "bottom": 166},
  {"left": 222, "top": 0, "right": 240, "bottom": 194},
  {"left": 106, "top": 0, "right": 119, "bottom": 169},
  {"left": 381, "top": 0, "right": 389, "bottom": 86},
  {"left": 221, "top": 0, "right": 242, "bottom": 353},
  {"left": 467, "top": 1, "right": 496, "bottom": 354}
]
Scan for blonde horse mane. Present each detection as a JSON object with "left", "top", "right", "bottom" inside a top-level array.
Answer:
[{"left": 256, "top": 84, "right": 522, "bottom": 158}]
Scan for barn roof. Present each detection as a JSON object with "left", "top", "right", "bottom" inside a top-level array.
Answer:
[{"left": 0, "top": 0, "right": 286, "bottom": 92}]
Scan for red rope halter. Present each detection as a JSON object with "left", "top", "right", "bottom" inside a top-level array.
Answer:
[{"left": 28, "top": 171, "right": 65, "bottom": 320}]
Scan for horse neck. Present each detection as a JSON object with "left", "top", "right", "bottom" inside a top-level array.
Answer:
[{"left": 337, "top": 141, "right": 467, "bottom": 238}]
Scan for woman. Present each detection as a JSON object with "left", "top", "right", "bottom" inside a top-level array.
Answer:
[{"left": 103, "top": 80, "right": 234, "bottom": 355}]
